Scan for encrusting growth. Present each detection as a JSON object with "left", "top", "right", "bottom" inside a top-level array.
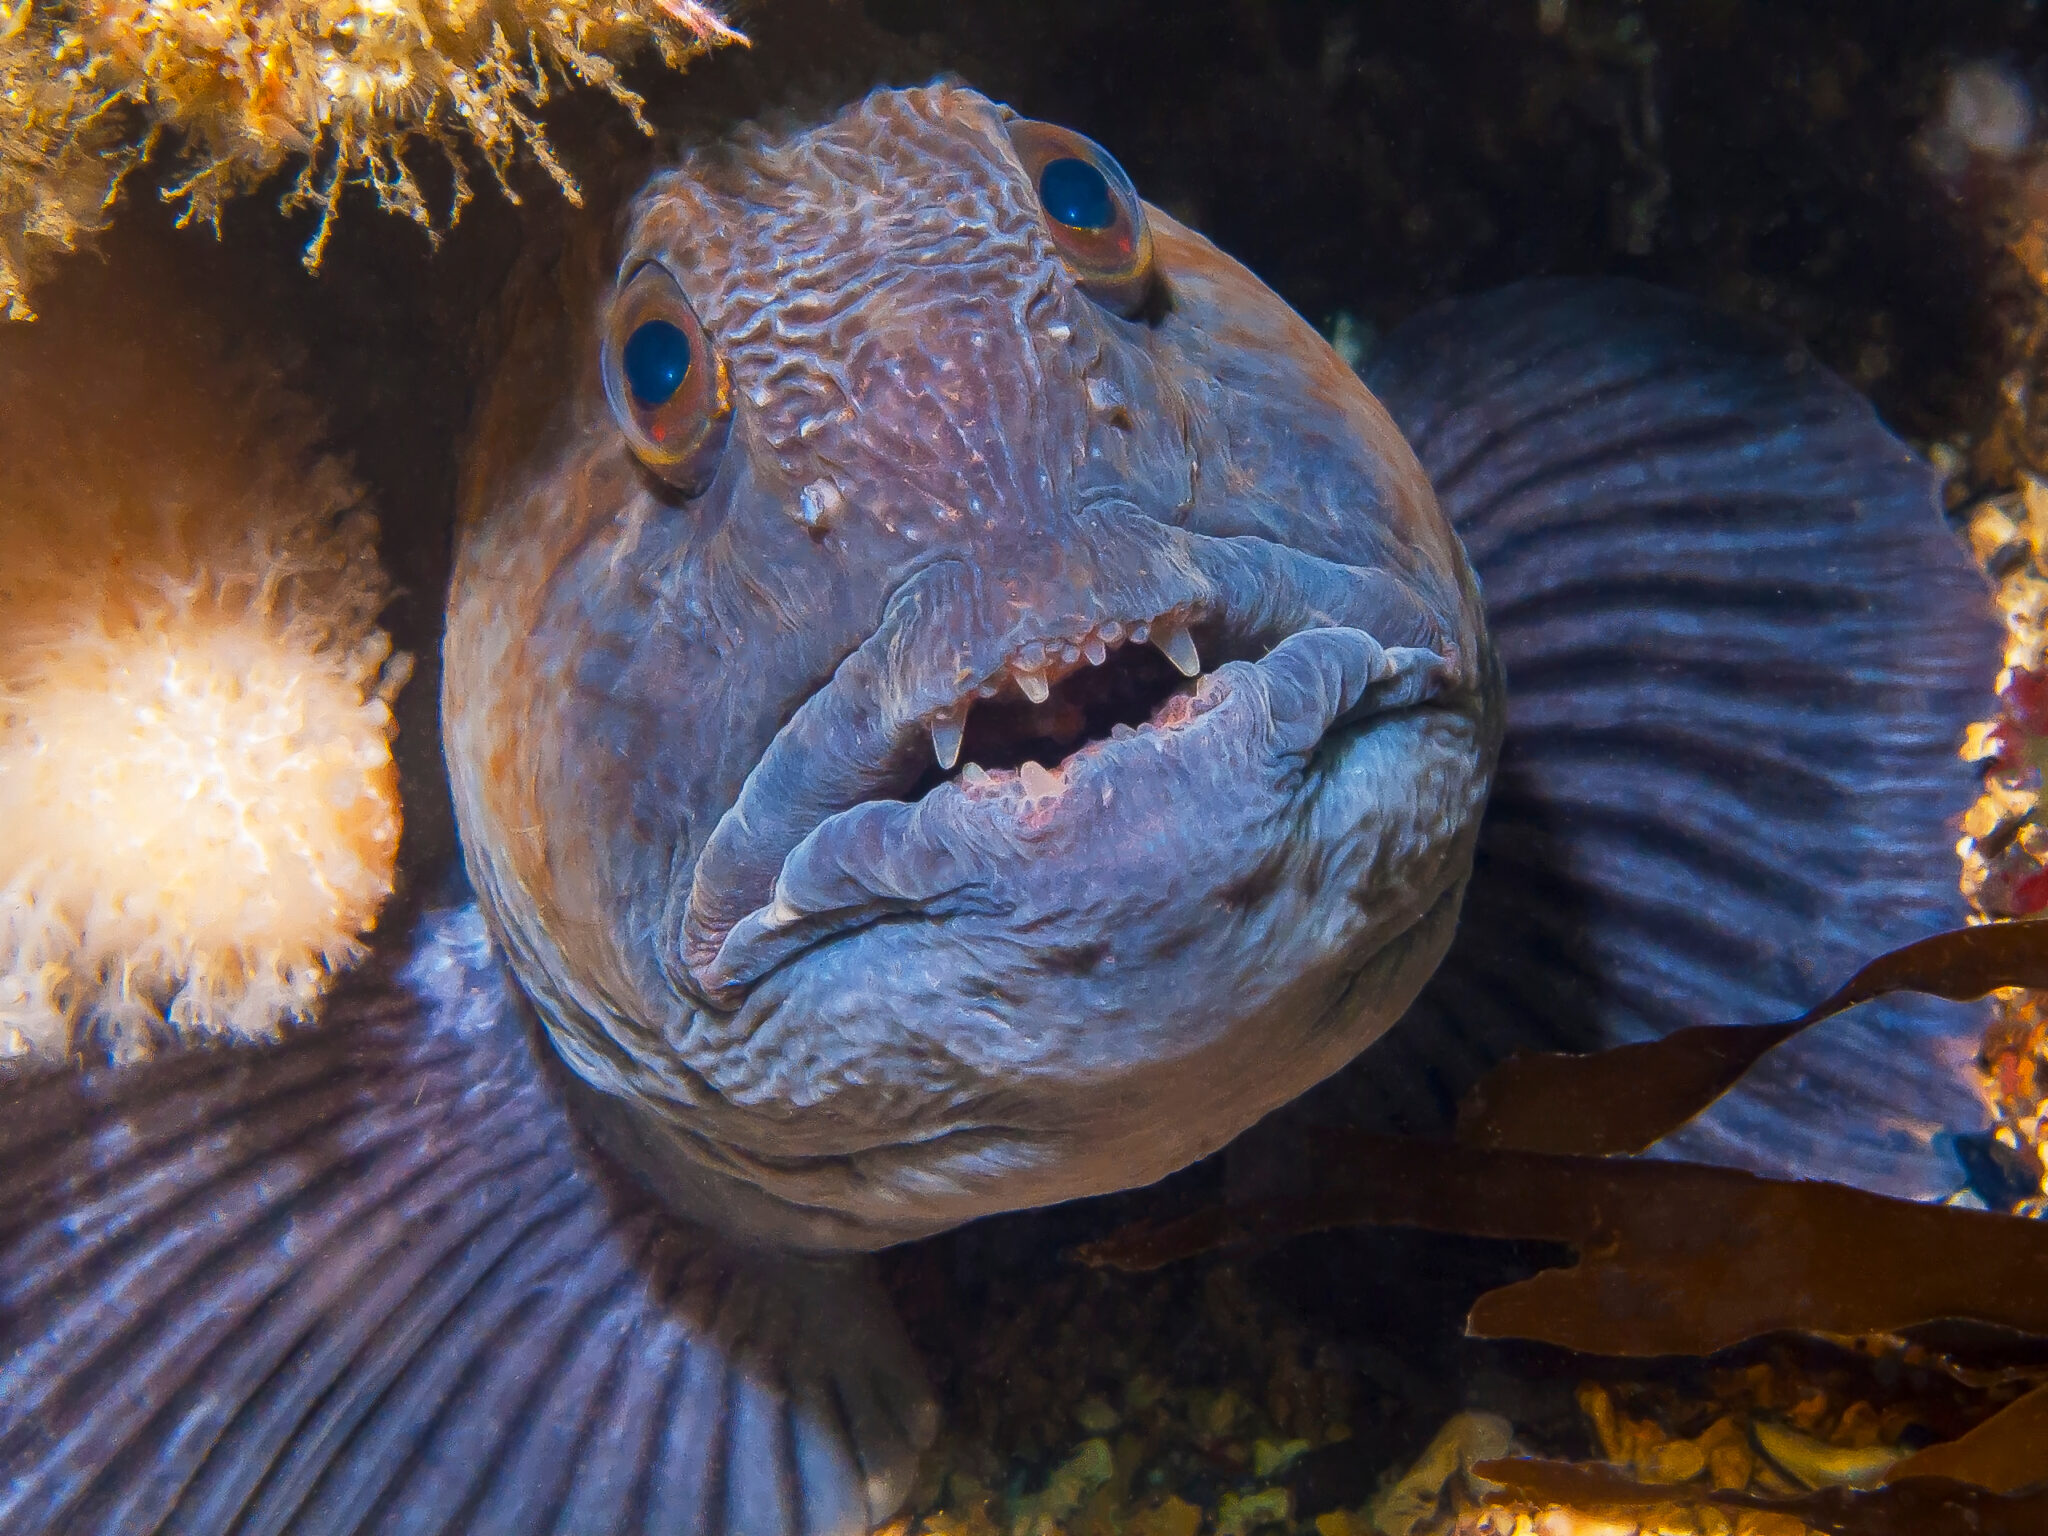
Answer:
[
  {"left": 1948, "top": 149, "right": 2048, "bottom": 1218},
  {"left": 0, "top": 0, "right": 745, "bottom": 316},
  {"left": 0, "top": 2, "right": 148, "bottom": 321}
]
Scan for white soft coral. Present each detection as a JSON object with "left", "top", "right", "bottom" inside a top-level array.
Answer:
[{"left": 0, "top": 281, "right": 405, "bottom": 1060}]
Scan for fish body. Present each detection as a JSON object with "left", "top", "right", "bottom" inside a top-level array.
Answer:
[{"left": 0, "top": 81, "right": 1995, "bottom": 1536}]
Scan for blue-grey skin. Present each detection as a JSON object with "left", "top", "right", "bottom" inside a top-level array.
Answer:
[{"left": 443, "top": 82, "right": 1499, "bottom": 1254}]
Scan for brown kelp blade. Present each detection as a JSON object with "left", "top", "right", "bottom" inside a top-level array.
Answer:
[
  {"left": 1468, "top": 1458, "right": 2048, "bottom": 1536},
  {"left": 1455, "top": 1020, "right": 1802, "bottom": 1157},
  {"left": 1077, "top": 1135, "right": 2048, "bottom": 1355},
  {"left": 1456, "top": 921, "right": 2048, "bottom": 1158},
  {"left": 1885, "top": 1381, "right": 2048, "bottom": 1494}
]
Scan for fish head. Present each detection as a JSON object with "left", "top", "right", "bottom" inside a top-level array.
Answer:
[{"left": 444, "top": 82, "right": 1500, "bottom": 1248}]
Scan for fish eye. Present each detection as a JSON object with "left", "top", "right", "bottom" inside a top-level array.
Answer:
[
  {"left": 1038, "top": 158, "right": 1113, "bottom": 230},
  {"left": 623, "top": 320, "right": 691, "bottom": 406},
  {"left": 1006, "top": 119, "right": 1155, "bottom": 316},
  {"left": 602, "top": 261, "right": 732, "bottom": 494}
]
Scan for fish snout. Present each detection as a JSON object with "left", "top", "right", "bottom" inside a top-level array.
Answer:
[{"left": 675, "top": 500, "right": 1469, "bottom": 1005}]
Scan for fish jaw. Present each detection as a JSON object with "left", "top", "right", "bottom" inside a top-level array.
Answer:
[
  {"left": 662, "top": 623, "right": 1492, "bottom": 1243},
  {"left": 702, "top": 628, "right": 1458, "bottom": 990},
  {"left": 676, "top": 504, "right": 1465, "bottom": 998},
  {"left": 655, "top": 497, "right": 1497, "bottom": 1243}
]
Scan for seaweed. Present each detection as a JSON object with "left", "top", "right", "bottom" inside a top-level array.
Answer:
[
  {"left": 1466, "top": 1458, "right": 2048, "bottom": 1536},
  {"left": 1886, "top": 1381, "right": 2048, "bottom": 1494},
  {"left": 1078, "top": 1135, "right": 2048, "bottom": 1353},
  {"left": 1079, "top": 1142, "right": 2048, "bottom": 1521},
  {"left": 1076, "top": 923, "right": 2048, "bottom": 1526},
  {"left": 1457, "top": 921, "right": 2048, "bottom": 1158}
]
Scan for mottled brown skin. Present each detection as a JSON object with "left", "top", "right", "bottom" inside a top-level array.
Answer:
[{"left": 445, "top": 83, "right": 1497, "bottom": 1252}]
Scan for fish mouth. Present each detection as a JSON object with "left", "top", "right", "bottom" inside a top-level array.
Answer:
[{"left": 675, "top": 507, "right": 1461, "bottom": 1004}]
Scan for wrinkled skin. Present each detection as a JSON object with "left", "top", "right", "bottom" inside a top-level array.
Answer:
[{"left": 444, "top": 83, "right": 1499, "bottom": 1251}]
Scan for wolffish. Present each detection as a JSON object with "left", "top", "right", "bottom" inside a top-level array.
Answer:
[
  {"left": 0, "top": 81, "right": 1995, "bottom": 1536},
  {"left": 447, "top": 82, "right": 1496, "bottom": 1256}
]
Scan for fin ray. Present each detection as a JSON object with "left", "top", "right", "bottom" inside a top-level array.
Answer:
[
  {"left": 1351, "top": 278, "right": 1996, "bottom": 1196},
  {"left": 0, "top": 908, "right": 934, "bottom": 1536}
]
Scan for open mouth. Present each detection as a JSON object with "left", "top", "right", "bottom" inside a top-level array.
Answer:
[
  {"left": 676, "top": 515, "right": 1459, "bottom": 1000},
  {"left": 902, "top": 612, "right": 1234, "bottom": 801}
]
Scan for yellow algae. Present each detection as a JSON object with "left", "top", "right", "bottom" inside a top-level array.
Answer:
[
  {"left": 0, "top": 1, "right": 147, "bottom": 321},
  {"left": 1748, "top": 1420, "right": 1902, "bottom": 1490},
  {"left": 1007, "top": 1438, "right": 1114, "bottom": 1536},
  {"left": 0, "top": 0, "right": 745, "bottom": 315},
  {"left": 1251, "top": 1435, "right": 1313, "bottom": 1478},
  {"left": 1128, "top": 1497, "right": 1202, "bottom": 1536},
  {"left": 1370, "top": 1412, "right": 1516, "bottom": 1536},
  {"left": 1213, "top": 1486, "right": 1292, "bottom": 1536}
]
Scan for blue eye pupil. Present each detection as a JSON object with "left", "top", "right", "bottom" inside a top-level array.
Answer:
[
  {"left": 623, "top": 319, "right": 691, "bottom": 407},
  {"left": 1039, "top": 157, "right": 1114, "bottom": 231}
]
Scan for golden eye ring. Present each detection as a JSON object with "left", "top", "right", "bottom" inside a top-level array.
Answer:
[{"left": 602, "top": 260, "right": 733, "bottom": 494}]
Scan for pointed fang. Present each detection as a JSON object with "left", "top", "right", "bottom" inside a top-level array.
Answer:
[
  {"left": 930, "top": 709, "right": 965, "bottom": 771},
  {"left": 1153, "top": 621, "right": 1200, "bottom": 677},
  {"left": 1019, "top": 760, "right": 1060, "bottom": 797},
  {"left": 1016, "top": 668, "right": 1051, "bottom": 704}
]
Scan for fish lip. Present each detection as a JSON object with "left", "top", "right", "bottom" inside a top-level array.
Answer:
[
  {"left": 695, "top": 631, "right": 1457, "bottom": 996},
  {"left": 673, "top": 514, "right": 1460, "bottom": 1006}
]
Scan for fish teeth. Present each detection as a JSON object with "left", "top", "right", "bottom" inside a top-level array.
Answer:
[
  {"left": 1061, "top": 643, "right": 1081, "bottom": 664},
  {"left": 1110, "top": 722, "right": 1135, "bottom": 740},
  {"left": 929, "top": 706, "right": 966, "bottom": 771},
  {"left": 1019, "top": 760, "right": 1060, "bottom": 797},
  {"left": 1082, "top": 635, "right": 1108, "bottom": 666},
  {"left": 1099, "top": 620, "right": 1124, "bottom": 644},
  {"left": 1152, "top": 619, "right": 1200, "bottom": 677},
  {"left": 1015, "top": 667, "right": 1051, "bottom": 704},
  {"left": 1130, "top": 621, "right": 1151, "bottom": 645},
  {"left": 961, "top": 762, "right": 990, "bottom": 784}
]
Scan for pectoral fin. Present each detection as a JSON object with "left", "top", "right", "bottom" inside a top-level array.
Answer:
[
  {"left": 0, "top": 906, "right": 934, "bottom": 1536},
  {"left": 1342, "top": 279, "right": 1996, "bottom": 1199}
]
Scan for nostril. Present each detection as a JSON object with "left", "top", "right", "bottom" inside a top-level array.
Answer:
[{"left": 1085, "top": 377, "right": 1135, "bottom": 430}]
